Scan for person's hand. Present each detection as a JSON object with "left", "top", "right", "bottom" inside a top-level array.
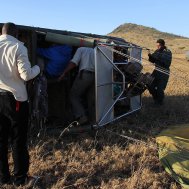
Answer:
[{"left": 58, "top": 72, "right": 66, "bottom": 82}]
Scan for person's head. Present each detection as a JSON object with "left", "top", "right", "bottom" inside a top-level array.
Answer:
[
  {"left": 2, "top": 22, "right": 18, "bottom": 38},
  {"left": 156, "top": 39, "right": 165, "bottom": 49}
]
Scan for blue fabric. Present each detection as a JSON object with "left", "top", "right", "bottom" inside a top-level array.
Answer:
[{"left": 37, "top": 45, "right": 72, "bottom": 78}]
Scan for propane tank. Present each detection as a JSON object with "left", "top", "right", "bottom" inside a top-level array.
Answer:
[{"left": 45, "top": 32, "right": 107, "bottom": 47}]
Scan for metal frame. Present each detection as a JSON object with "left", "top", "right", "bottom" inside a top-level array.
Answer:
[{"left": 94, "top": 44, "right": 142, "bottom": 128}]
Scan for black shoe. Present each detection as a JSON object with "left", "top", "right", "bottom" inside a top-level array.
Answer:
[{"left": 13, "top": 175, "right": 27, "bottom": 187}]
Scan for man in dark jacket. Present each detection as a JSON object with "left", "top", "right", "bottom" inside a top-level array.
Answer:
[{"left": 148, "top": 39, "right": 172, "bottom": 105}]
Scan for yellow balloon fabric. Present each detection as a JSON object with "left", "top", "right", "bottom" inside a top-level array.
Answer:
[{"left": 156, "top": 124, "right": 189, "bottom": 189}]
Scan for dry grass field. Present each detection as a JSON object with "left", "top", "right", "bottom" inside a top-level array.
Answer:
[{"left": 4, "top": 23, "right": 189, "bottom": 189}]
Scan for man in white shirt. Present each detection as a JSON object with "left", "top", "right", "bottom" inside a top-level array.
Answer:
[
  {"left": 0, "top": 23, "right": 41, "bottom": 186},
  {"left": 59, "top": 47, "right": 95, "bottom": 125}
]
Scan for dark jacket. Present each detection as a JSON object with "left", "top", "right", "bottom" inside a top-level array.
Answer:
[{"left": 148, "top": 47, "right": 172, "bottom": 70}]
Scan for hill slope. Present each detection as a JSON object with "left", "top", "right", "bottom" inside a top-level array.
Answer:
[
  {"left": 109, "top": 23, "right": 189, "bottom": 53},
  {"left": 112, "top": 23, "right": 183, "bottom": 39}
]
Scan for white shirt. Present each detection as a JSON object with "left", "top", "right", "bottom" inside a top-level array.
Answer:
[
  {"left": 71, "top": 47, "right": 95, "bottom": 72},
  {"left": 0, "top": 34, "right": 40, "bottom": 101}
]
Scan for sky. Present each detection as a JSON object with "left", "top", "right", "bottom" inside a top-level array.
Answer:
[{"left": 1, "top": 0, "right": 189, "bottom": 37}]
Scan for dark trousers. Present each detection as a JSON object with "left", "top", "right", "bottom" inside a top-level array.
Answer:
[
  {"left": 148, "top": 70, "right": 169, "bottom": 104},
  {"left": 0, "top": 94, "right": 29, "bottom": 183}
]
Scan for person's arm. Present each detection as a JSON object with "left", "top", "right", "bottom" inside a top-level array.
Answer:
[
  {"left": 58, "top": 48, "right": 82, "bottom": 81},
  {"left": 58, "top": 61, "right": 76, "bottom": 81},
  {"left": 17, "top": 45, "right": 40, "bottom": 81},
  {"left": 148, "top": 50, "right": 159, "bottom": 63},
  {"left": 148, "top": 53, "right": 156, "bottom": 63}
]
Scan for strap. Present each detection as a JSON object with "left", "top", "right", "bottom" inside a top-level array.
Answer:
[{"left": 16, "top": 101, "right": 20, "bottom": 112}]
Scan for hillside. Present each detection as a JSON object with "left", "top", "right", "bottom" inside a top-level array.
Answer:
[
  {"left": 109, "top": 23, "right": 189, "bottom": 54},
  {"left": 112, "top": 23, "right": 183, "bottom": 39}
]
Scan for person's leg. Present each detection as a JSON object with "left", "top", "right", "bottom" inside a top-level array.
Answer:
[
  {"left": 70, "top": 72, "right": 95, "bottom": 120},
  {"left": 156, "top": 76, "right": 169, "bottom": 105},
  {"left": 148, "top": 77, "right": 158, "bottom": 103},
  {"left": 11, "top": 101, "right": 29, "bottom": 186},
  {"left": 0, "top": 114, "right": 11, "bottom": 184}
]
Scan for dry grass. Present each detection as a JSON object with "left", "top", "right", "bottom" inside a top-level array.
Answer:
[{"left": 4, "top": 24, "right": 189, "bottom": 189}]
